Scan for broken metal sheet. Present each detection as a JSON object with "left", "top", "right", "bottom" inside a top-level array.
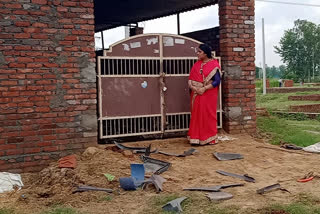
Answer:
[
  {"left": 256, "top": 183, "right": 290, "bottom": 194},
  {"left": 141, "top": 155, "right": 171, "bottom": 175},
  {"left": 213, "top": 152, "right": 243, "bottom": 161},
  {"left": 162, "top": 196, "right": 188, "bottom": 213},
  {"left": 142, "top": 174, "right": 166, "bottom": 193},
  {"left": 158, "top": 148, "right": 198, "bottom": 157},
  {"left": 113, "top": 141, "right": 156, "bottom": 154},
  {"left": 206, "top": 192, "right": 233, "bottom": 201},
  {"left": 280, "top": 143, "right": 303, "bottom": 150},
  {"left": 119, "top": 177, "right": 137, "bottom": 191},
  {"left": 73, "top": 185, "right": 113, "bottom": 194},
  {"left": 183, "top": 183, "right": 244, "bottom": 192},
  {"left": 130, "top": 164, "right": 145, "bottom": 182},
  {"left": 216, "top": 170, "right": 255, "bottom": 183}
]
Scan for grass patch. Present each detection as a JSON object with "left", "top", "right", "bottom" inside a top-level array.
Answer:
[
  {"left": 257, "top": 115, "right": 320, "bottom": 146},
  {"left": 261, "top": 193, "right": 320, "bottom": 214},
  {"left": 40, "top": 206, "right": 83, "bottom": 214},
  {"left": 256, "top": 79, "right": 280, "bottom": 88},
  {"left": 140, "top": 192, "right": 249, "bottom": 214},
  {"left": 256, "top": 91, "right": 320, "bottom": 111},
  {"left": 0, "top": 208, "right": 16, "bottom": 214}
]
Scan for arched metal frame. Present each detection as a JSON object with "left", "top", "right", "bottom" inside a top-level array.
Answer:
[{"left": 97, "top": 33, "right": 222, "bottom": 139}]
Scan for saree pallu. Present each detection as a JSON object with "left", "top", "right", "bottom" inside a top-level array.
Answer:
[{"left": 187, "top": 60, "right": 220, "bottom": 145}]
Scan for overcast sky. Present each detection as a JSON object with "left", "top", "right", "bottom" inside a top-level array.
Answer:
[{"left": 95, "top": 0, "right": 320, "bottom": 67}]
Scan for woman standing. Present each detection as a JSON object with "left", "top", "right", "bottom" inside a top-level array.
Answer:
[{"left": 188, "top": 44, "right": 221, "bottom": 145}]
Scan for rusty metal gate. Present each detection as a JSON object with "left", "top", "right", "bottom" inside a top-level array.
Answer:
[{"left": 97, "top": 34, "right": 222, "bottom": 139}]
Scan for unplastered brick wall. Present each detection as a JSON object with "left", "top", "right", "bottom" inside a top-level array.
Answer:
[
  {"left": 0, "top": 0, "right": 97, "bottom": 172},
  {"left": 219, "top": 0, "right": 256, "bottom": 134}
]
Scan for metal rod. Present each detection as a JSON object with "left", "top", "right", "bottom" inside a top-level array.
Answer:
[
  {"left": 177, "top": 13, "right": 180, "bottom": 35},
  {"left": 101, "top": 31, "right": 105, "bottom": 50},
  {"left": 262, "top": 18, "right": 267, "bottom": 95}
]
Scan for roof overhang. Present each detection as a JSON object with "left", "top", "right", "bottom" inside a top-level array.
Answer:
[{"left": 94, "top": 0, "right": 218, "bottom": 32}]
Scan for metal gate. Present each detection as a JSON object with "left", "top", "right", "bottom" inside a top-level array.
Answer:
[{"left": 98, "top": 34, "right": 222, "bottom": 139}]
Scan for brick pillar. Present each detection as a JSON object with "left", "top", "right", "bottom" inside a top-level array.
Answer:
[
  {"left": 0, "top": 0, "right": 97, "bottom": 172},
  {"left": 218, "top": 0, "right": 256, "bottom": 134}
]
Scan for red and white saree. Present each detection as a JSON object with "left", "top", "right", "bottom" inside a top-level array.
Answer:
[{"left": 188, "top": 59, "right": 221, "bottom": 145}]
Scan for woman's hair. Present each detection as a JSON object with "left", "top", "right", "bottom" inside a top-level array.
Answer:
[{"left": 199, "top": 44, "right": 212, "bottom": 58}]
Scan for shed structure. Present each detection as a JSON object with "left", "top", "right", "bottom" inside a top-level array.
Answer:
[{"left": 0, "top": 0, "right": 256, "bottom": 172}]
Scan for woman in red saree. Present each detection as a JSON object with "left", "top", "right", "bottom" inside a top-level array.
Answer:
[{"left": 188, "top": 44, "right": 221, "bottom": 145}]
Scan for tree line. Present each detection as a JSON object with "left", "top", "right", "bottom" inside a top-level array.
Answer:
[{"left": 257, "top": 20, "right": 320, "bottom": 82}]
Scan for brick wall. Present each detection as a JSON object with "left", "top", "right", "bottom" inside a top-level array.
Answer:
[
  {"left": 182, "top": 27, "right": 220, "bottom": 56},
  {"left": 283, "top": 79, "right": 293, "bottom": 87},
  {"left": 0, "top": 0, "right": 97, "bottom": 172},
  {"left": 288, "top": 94, "right": 320, "bottom": 101},
  {"left": 267, "top": 87, "right": 320, "bottom": 93},
  {"left": 290, "top": 104, "right": 320, "bottom": 113},
  {"left": 219, "top": 0, "right": 256, "bottom": 134}
]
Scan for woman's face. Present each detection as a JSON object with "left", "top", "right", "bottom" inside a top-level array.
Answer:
[{"left": 197, "top": 49, "right": 207, "bottom": 61}]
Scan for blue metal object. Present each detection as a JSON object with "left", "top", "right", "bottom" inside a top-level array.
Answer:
[
  {"left": 119, "top": 177, "right": 136, "bottom": 191},
  {"left": 130, "top": 163, "right": 145, "bottom": 182}
]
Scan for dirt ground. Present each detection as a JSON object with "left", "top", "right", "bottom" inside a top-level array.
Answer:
[{"left": 1, "top": 133, "right": 320, "bottom": 214}]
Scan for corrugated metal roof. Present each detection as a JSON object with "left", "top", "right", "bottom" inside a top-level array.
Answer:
[{"left": 94, "top": 0, "right": 218, "bottom": 32}]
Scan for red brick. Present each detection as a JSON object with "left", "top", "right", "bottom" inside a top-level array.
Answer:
[
  {"left": 32, "top": 0, "right": 47, "bottom": 5},
  {"left": 24, "top": 148, "right": 41, "bottom": 154},
  {"left": 18, "top": 108, "right": 34, "bottom": 113},
  {"left": 5, "top": 3, "right": 22, "bottom": 8}
]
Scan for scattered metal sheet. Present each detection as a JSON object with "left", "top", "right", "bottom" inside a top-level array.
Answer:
[
  {"left": 73, "top": 185, "right": 113, "bottom": 193},
  {"left": 206, "top": 192, "right": 233, "bottom": 201},
  {"left": 280, "top": 143, "right": 303, "bottom": 150},
  {"left": 119, "top": 177, "right": 137, "bottom": 191},
  {"left": 130, "top": 164, "right": 145, "bottom": 182},
  {"left": 256, "top": 183, "right": 290, "bottom": 194},
  {"left": 158, "top": 148, "right": 198, "bottom": 157},
  {"left": 141, "top": 155, "right": 171, "bottom": 175},
  {"left": 183, "top": 183, "right": 244, "bottom": 192},
  {"left": 213, "top": 152, "right": 243, "bottom": 161},
  {"left": 113, "top": 141, "right": 157, "bottom": 154},
  {"left": 142, "top": 174, "right": 166, "bottom": 193},
  {"left": 216, "top": 170, "right": 255, "bottom": 183},
  {"left": 162, "top": 196, "right": 188, "bottom": 213}
]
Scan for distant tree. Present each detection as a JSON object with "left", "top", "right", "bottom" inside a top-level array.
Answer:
[
  {"left": 255, "top": 66, "right": 261, "bottom": 79},
  {"left": 266, "top": 66, "right": 280, "bottom": 78},
  {"left": 275, "top": 19, "right": 320, "bottom": 82},
  {"left": 278, "top": 65, "right": 286, "bottom": 78}
]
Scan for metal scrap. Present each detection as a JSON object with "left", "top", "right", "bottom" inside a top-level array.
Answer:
[
  {"left": 113, "top": 141, "right": 157, "bottom": 154},
  {"left": 162, "top": 197, "right": 188, "bottom": 213},
  {"left": 142, "top": 174, "right": 166, "bottom": 193},
  {"left": 213, "top": 152, "right": 243, "bottom": 161},
  {"left": 206, "top": 192, "right": 233, "bottom": 201},
  {"left": 183, "top": 183, "right": 244, "bottom": 192},
  {"left": 280, "top": 142, "right": 303, "bottom": 150},
  {"left": 73, "top": 185, "right": 113, "bottom": 194},
  {"left": 140, "top": 155, "right": 171, "bottom": 175},
  {"left": 158, "top": 148, "right": 198, "bottom": 157},
  {"left": 256, "top": 183, "right": 290, "bottom": 194},
  {"left": 216, "top": 170, "right": 255, "bottom": 183}
]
